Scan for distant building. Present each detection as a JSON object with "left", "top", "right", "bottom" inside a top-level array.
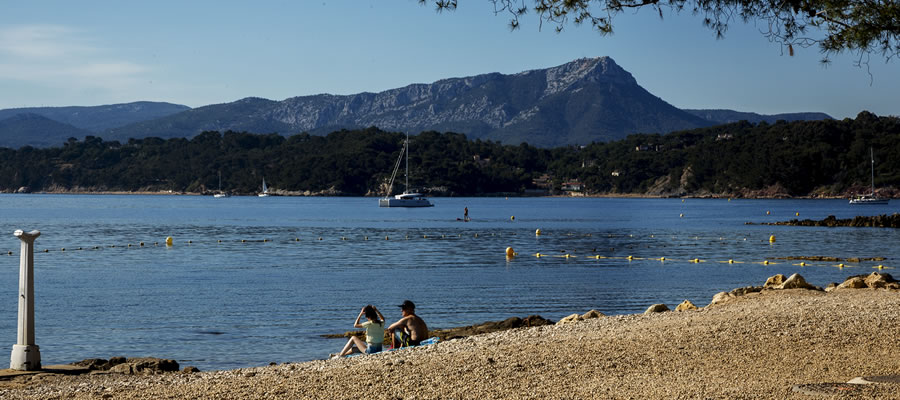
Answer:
[
  {"left": 561, "top": 181, "right": 583, "bottom": 191},
  {"left": 716, "top": 133, "right": 734, "bottom": 141},
  {"left": 611, "top": 171, "right": 621, "bottom": 177}
]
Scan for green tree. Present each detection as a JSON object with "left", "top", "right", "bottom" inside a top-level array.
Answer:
[{"left": 422, "top": 0, "right": 900, "bottom": 64}]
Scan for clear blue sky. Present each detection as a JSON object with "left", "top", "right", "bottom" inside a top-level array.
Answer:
[{"left": 1, "top": 1, "right": 897, "bottom": 119}]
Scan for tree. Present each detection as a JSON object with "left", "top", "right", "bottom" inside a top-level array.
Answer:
[{"left": 422, "top": 0, "right": 900, "bottom": 65}]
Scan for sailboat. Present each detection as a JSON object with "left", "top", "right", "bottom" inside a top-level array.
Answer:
[
  {"left": 214, "top": 171, "right": 230, "bottom": 198},
  {"left": 258, "top": 178, "right": 269, "bottom": 197},
  {"left": 849, "top": 148, "right": 889, "bottom": 205},
  {"left": 379, "top": 134, "right": 433, "bottom": 207}
]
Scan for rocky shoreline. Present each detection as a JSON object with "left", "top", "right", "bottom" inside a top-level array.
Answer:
[
  {"left": 2, "top": 272, "right": 899, "bottom": 399},
  {"left": 763, "top": 213, "right": 900, "bottom": 228}
]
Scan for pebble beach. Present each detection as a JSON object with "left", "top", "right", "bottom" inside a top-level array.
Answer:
[{"left": 2, "top": 284, "right": 899, "bottom": 399}]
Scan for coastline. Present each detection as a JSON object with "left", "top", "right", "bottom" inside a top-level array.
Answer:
[
  {"left": 2, "top": 279, "right": 899, "bottom": 399},
  {"left": 2, "top": 189, "right": 879, "bottom": 200}
]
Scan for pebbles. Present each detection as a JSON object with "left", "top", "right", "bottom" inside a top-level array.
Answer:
[{"left": 2, "top": 289, "right": 899, "bottom": 399}]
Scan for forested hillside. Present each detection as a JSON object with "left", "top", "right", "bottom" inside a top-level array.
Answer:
[{"left": 1, "top": 112, "right": 897, "bottom": 198}]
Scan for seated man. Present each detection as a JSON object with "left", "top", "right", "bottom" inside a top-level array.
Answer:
[{"left": 387, "top": 300, "right": 428, "bottom": 348}]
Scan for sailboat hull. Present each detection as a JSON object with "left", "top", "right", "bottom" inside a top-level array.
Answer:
[{"left": 379, "top": 194, "right": 433, "bottom": 207}]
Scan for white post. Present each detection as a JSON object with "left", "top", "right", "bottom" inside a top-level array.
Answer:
[{"left": 10, "top": 229, "right": 41, "bottom": 371}]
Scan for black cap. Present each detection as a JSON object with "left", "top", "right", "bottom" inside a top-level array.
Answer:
[{"left": 398, "top": 300, "right": 415, "bottom": 310}]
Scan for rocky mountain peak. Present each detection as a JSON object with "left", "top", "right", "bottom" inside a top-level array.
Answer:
[{"left": 533, "top": 57, "right": 637, "bottom": 96}]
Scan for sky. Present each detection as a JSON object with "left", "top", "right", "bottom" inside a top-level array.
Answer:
[{"left": 0, "top": 1, "right": 897, "bottom": 119}]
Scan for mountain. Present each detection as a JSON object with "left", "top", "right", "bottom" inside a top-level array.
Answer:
[
  {"left": 0, "top": 113, "right": 93, "bottom": 148},
  {"left": 685, "top": 109, "right": 832, "bottom": 125},
  {"left": 0, "top": 101, "right": 190, "bottom": 133},
  {"left": 105, "top": 58, "right": 714, "bottom": 147}
]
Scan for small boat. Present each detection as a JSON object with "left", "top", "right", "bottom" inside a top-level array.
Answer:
[
  {"left": 214, "top": 171, "right": 230, "bottom": 198},
  {"left": 258, "top": 178, "right": 269, "bottom": 197},
  {"left": 850, "top": 148, "right": 889, "bottom": 205},
  {"left": 379, "top": 134, "right": 433, "bottom": 208}
]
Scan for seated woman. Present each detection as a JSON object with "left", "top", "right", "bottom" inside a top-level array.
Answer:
[{"left": 334, "top": 305, "right": 385, "bottom": 358}]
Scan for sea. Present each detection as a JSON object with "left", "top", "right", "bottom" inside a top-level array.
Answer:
[{"left": 0, "top": 194, "right": 897, "bottom": 371}]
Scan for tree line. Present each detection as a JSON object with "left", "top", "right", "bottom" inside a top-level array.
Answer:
[{"left": 0, "top": 111, "right": 897, "bottom": 197}]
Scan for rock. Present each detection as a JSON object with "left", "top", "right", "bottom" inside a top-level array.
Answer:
[
  {"left": 729, "top": 286, "right": 763, "bottom": 296},
  {"left": 764, "top": 274, "right": 786, "bottom": 288},
  {"left": 109, "top": 357, "right": 180, "bottom": 375},
  {"left": 71, "top": 358, "right": 110, "bottom": 370},
  {"left": 16, "top": 186, "right": 29, "bottom": 193},
  {"left": 825, "top": 283, "right": 838, "bottom": 292},
  {"left": 837, "top": 277, "right": 867, "bottom": 289},
  {"left": 557, "top": 313, "right": 584, "bottom": 324},
  {"left": 183, "top": 366, "right": 200, "bottom": 373},
  {"left": 675, "top": 300, "right": 697, "bottom": 311},
  {"left": 581, "top": 309, "right": 604, "bottom": 319},
  {"left": 864, "top": 272, "right": 899, "bottom": 289},
  {"left": 644, "top": 304, "right": 669, "bottom": 314},
  {"left": 710, "top": 292, "right": 731, "bottom": 306},
  {"left": 781, "top": 273, "right": 816, "bottom": 290}
]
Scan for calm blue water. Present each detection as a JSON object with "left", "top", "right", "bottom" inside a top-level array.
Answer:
[{"left": 0, "top": 194, "right": 898, "bottom": 370}]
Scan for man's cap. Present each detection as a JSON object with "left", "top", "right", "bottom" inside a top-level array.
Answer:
[{"left": 398, "top": 300, "right": 415, "bottom": 310}]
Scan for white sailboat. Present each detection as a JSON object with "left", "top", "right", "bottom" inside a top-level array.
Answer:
[
  {"left": 214, "top": 171, "right": 230, "bottom": 198},
  {"left": 379, "top": 134, "right": 433, "bottom": 207},
  {"left": 849, "top": 148, "right": 889, "bottom": 205},
  {"left": 258, "top": 178, "right": 269, "bottom": 197}
]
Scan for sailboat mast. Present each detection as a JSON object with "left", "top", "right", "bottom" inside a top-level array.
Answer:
[
  {"left": 870, "top": 147, "right": 876, "bottom": 195},
  {"left": 405, "top": 133, "right": 409, "bottom": 193}
]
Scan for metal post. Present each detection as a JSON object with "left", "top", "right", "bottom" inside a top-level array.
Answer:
[{"left": 10, "top": 229, "right": 40, "bottom": 371}]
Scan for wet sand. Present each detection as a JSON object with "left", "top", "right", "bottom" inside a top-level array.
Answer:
[{"left": 2, "top": 288, "right": 899, "bottom": 399}]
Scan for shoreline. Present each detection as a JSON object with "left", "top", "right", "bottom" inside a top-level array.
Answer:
[
  {"left": 2, "top": 275, "right": 899, "bottom": 399},
  {"left": 0, "top": 190, "right": 875, "bottom": 200}
]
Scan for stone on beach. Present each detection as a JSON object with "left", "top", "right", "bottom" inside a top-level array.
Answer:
[
  {"left": 837, "top": 272, "right": 900, "bottom": 290},
  {"left": 675, "top": 300, "right": 697, "bottom": 311},
  {"left": 556, "top": 313, "right": 584, "bottom": 324},
  {"left": 644, "top": 304, "right": 669, "bottom": 314},
  {"left": 581, "top": 309, "right": 604, "bottom": 319}
]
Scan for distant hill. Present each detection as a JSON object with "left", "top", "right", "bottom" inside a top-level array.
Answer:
[
  {"left": 684, "top": 109, "right": 832, "bottom": 124},
  {"left": 0, "top": 114, "right": 93, "bottom": 148},
  {"left": 0, "top": 101, "right": 190, "bottom": 133},
  {"left": 0, "top": 60, "right": 838, "bottom": 148},
  {"left": 103, "top": 58, "right": 714, "bottom": 147}
]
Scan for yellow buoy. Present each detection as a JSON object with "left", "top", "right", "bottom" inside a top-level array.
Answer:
[
  {"left": 165, "top": 236, "right": 173, "bottom": 246},
  {"left": 140, "top": 242, "right": 145, "bottom": 246},
  {"left": 385, "top": 236, "right": 389, "bottom": 240},
  {"left": 799, "top": 262, "right": 806, "bottom": 266},
  {"left": 535, "top": 229, "right": 542, "bottom": 236},
  {"left": 679, "top": 213, "right": 684, "bottom": 218},
  {"left": 659, "top": 257, "right": 666, "bottom": 261},
  {"left": 534, "top": 253, "right": 542, "bottom": 258},
  {"left": 763, "top": 260, "right": 770, "bottom": 265},
  {"left": 510, "top": 216, "right": 515, "bottom": 221},
  {"left": 766, "top": 210, "right": 770, "bottom": 215},
  {"left": 795, "top": 212, "right": 799, "bottom": 216},
  {"left": 769, "top": 235, "right": 776, "bottom": 243},
  {"left": 626, "top": 255, "right": 633, "bottom": 260},
  {"left": 506, "top": 247, "right": 515, "bottom": 258},
  {"left": 838, "top": 263, "right": 844, "bottom": 268},
  {"left": 877, "top": 265, "right": 884, "bottom": 269},
  {"left": 728, "top": 259, "right": 734, "bottom": 264}
]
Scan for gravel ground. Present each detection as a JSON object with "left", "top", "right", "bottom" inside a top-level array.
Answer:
[{"left": 2, "top": 288, "right": 899, "bottom": 399}]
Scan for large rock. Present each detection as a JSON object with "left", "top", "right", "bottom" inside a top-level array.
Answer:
[
  {"left": 644, "top": 304, "right": 670, "bottom": 314},
  {"left": 675, "top": 300, "right": 698, "bottom": 311},
  {"left": 781, "top": 273, "right": 816, "bottom": 290},
  {"left": 581, "top": 309, "right": 605, "bottom": 319},
  {"left": 108, "top": 357, "right": 180, "bottom": 375},
  {"left": 764, "top": 274, "right": 786, "bottom": 288},
  {"left": 710, "top": 292, "right": 731, "bottom": 306},
  {"left": 864, "top": 272, "right": 900, "bottom": 289},
  {"left": 557, "top": 313, "right": 584, "bottom": 324},
  {"left": 762, "top": 273, "right": 816, "bottom": 290},
  {"left": 838, "top": 276, "right": 868, "bottom": 289}
]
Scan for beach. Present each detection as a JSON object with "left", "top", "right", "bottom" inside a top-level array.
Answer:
[{"left": 2, "top": 284, "right": 899, "bottom": 399}]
